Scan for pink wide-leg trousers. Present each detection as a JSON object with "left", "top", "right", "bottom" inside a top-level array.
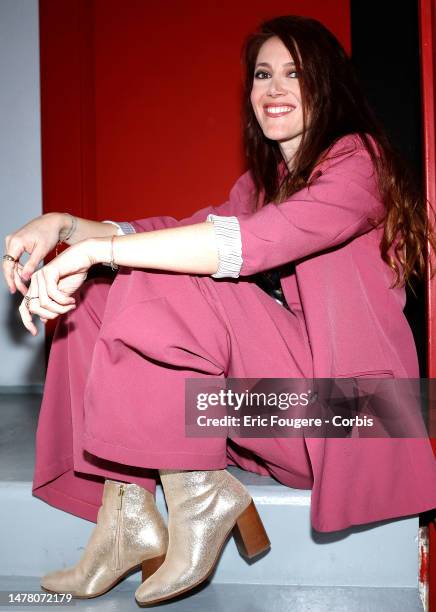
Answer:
[{"left": 32, "top": 267, "right": 314, "bottom": 524}]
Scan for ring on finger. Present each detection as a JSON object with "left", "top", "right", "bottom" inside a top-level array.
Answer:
[{"left": 24, "top": 295, "right": 39, "bottom": 310}]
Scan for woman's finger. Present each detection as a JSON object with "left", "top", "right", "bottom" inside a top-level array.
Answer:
[
  {"left": 31, "top": 272, "right": 76, "bottom": 317},
  {"left": 41, "top": 266, "right": 76, "bottom": 306},
  {"left": 18, "top": 276, "right": 39, "bottom": 336},
  {"left": 18, "top": 299, "right": 38, "bottom": 336},
  {"left": 20, "top": 247, "right": 45, "bottom": 282},
  {"left": 24, "top": 274, "right": 57, "bottom": 322},
  {"left": 2, "top": 237, "right": 24, "bottom": 293},
  {"left": 28, "top": 299, "right": 71, "bottom": 321},
  {"left": 13, "top": 264, "right": 30, "bottom": 296}
]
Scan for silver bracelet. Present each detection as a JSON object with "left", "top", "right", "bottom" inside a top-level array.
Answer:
[
  {"left": 110, "top": 235, "right": 119, "bottom": 271},
  {"left": 61, "top": 213, "right": 77, "bottom": 243}
]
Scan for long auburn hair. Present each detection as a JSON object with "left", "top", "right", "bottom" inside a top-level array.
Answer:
[{"left": 241, "top": 15, "right": 436, "bottom": 289}]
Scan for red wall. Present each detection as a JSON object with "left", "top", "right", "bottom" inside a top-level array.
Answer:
[{"left": 40, "top": 0, "right": 350, "bottom": 223}]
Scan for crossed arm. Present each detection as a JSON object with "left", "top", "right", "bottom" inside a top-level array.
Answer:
[
  {"left": 95, "top": 221, "right": 219, "bottom": 274},
  {"left": 100, "top": 213, "right": 242, "bottom": 278},
  {"left": 98, "top": 139, "right": 382, "bottom": 278},
  {"left": 17, "top": 136, "right": 382, "bottom": 335}
]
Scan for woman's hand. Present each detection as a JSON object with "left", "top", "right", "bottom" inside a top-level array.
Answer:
[
  {"left": 18, "top": 239, "right": 101, "bottom": 336},
  {"left": 3, "top": 213, "right": 66, "bottom": 295}
]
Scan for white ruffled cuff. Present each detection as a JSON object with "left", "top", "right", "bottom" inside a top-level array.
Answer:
[
  {"left": 101, "top": 220, "right": 136, "bottom": 235},
  {"left": 206, "top": 214, "right": 243, "bottom": 278}
]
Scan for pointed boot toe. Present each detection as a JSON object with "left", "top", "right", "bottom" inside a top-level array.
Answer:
[
  {"left": 135, "top": 571, "right": 175, "bottom": 605},
  {"left": 135, "top": 561, "right": 197, "bottom": 604},
  {"left": 41, "top": 566, "right": 103, "bottom": 598},
  {"left": 40, "top": 480, "right": 168, "bottom": 599},
  {"left": 41, "top": 568, "right": 78, "bottom": 595}
]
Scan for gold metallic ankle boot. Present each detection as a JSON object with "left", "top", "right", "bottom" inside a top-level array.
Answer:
[
  {"left": 135, "top": 469, "right": 270, "bottom": 606},
  {"left": 41, "top": 480, "right": 168, "bottom": 598}
]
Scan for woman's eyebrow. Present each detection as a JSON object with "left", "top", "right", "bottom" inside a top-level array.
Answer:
[{"left": 255, "top": 61, "right": 296, "bottom": 69}]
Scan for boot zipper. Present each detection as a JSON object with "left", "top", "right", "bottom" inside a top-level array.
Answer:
[{"left": 113, "top": 484, "right": 125, "bottom": 571}]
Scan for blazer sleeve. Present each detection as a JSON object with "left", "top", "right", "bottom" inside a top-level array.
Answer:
[
  {"left": 235, "top": 142, "right": 385, "bottom": 276},
  {"left": 126, "top": 171, "right": 255, "bottom": 233}
]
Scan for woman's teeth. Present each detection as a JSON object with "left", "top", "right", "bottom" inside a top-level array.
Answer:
[{"left": 264, "top": 106, "right": 295, "bottom": 116}]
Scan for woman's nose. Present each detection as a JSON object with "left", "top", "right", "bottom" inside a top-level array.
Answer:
[{"left": 266, "top": 78, "right": 288, "bottom": 96}]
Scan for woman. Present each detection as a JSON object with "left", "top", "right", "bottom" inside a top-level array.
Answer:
[{"left": 3, "top": 14, "right": 436, "bottom": 606}]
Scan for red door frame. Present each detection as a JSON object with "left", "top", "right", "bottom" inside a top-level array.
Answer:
[
  {"left": 39, "top": 0, "right": 96, "bottom": 345},
  {"left": 419, "top": 0, "right": 436, "bottom": 609},
  {"left": 39, "top": 0, "right": 96, "bottom": 222}
]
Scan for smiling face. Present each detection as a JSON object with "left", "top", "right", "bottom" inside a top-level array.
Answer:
[{"left": 250, "top": 36, "right": 306, "bottom": 168}]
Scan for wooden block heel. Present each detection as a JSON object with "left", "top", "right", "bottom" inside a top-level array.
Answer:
[
  {"left": 232, "top": 499, "right": 271, "bottom": 559},
  {"left": 141, "top": 554, "right": 166, "bottom": 582}
]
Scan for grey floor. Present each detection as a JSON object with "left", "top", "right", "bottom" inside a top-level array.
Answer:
[{"left": 0, "top": 576, "right": 425, "bottom": 612}]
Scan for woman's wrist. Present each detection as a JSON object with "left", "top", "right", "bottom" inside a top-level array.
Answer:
[
  {"left": 85, "top": 236, "right": 116, "bottom": 267},
  {"left": 57, "top": 213, "right": 77, "bottom": 243},
  {"left": 42, "top": 212, "right": 68, "bottom": 240}
]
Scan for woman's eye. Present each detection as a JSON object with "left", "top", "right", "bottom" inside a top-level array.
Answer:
[{"left": 254, "top": 70, "right": 299, "bottom": 79}]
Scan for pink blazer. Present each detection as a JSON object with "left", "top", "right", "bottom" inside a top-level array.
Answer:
[{"left": 130, "top": 133, "right": 419, "bottom": 379}]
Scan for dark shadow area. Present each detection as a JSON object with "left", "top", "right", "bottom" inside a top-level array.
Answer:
[{"left": 350, "top": 0, "right": 427, "bottom": 376}]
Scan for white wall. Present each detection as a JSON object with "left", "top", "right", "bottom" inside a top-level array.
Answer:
[{"left": 0, "top": 0, "right": 45, "bottom": 387}]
